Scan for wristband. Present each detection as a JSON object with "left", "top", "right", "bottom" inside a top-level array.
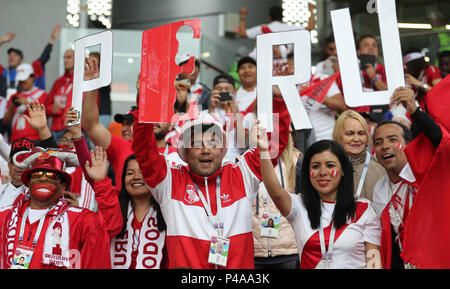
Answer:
[{"left": 370, "top": 75, "right": 379, "bottom": 87}]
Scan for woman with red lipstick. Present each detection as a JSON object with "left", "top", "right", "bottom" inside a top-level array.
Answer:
[
  {"left": 333, "top": 110, "right": 386, "bottom": 202},
  {"left": 257, "top": 129, "right": 382, "bottom": 269}
]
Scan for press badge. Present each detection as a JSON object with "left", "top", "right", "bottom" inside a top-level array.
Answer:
[
  {"left": 11, "top": 245, "right": 34, "bottom": 269},
  {"left": 208, "top": 235, "right": 230, "bottom": 267},
  {"left": 261, "top": 212, "right": 281, "bottom": 238}
]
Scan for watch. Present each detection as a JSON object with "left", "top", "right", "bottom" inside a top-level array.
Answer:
[{"left": 420, "top": 83, "right": 429, "bottom": 91}]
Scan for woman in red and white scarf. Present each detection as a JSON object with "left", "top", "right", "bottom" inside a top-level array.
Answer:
[{"left": 66, "top": 107, "right": 168, "bottom": 269}]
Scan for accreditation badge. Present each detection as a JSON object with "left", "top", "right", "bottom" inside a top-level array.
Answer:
[
  {"left": 208, "top": 235, "right": 230, "bottom": 267},
  {"left": 260, "top": 212, "right": 281, "bottom": 238},
  {"left": 11, "top": 245, "right": 34, "bottom": 269}
]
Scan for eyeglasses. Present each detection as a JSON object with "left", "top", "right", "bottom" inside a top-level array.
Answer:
[{"left": 30, "top": 170, "right": 60, "bottom": 180}]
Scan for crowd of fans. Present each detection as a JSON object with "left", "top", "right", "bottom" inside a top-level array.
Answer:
[{"left": 0, "top": 3, "right": 448, "bottom": 270}]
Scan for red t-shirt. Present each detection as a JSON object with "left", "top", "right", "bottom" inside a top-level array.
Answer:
[
  {"left": 44, "top": 72, "right": 73, "bottom": 132},
  {"left": 106, "top": 134, "right": 134, "bottom": 189}
]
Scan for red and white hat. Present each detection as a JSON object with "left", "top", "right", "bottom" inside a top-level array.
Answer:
[
  {"left": 12, "top": 147, "right": 79, "bottom": 187},
  {"left": 177, "top": 113, "right": 228, "bottom": 163}
]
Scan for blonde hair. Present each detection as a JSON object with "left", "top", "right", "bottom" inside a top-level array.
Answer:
[
  {"left": 332, "top": 110, "right": 370, "bottom": 145},
  {"left": 281, "top": 133, "right": 300, "bottom": 193}
]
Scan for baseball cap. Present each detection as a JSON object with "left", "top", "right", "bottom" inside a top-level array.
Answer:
[
  {"left": 9, "top": 137, "right": 36, "bottom": 160},
  {"left": 114, "top": 106, "right": 137, "bottom": 124},
  {"left": 237, "top": 56, "right": 256, "bottom": 71},
  {"left": 177, "top": 113, "right": 228, "bottom": 163},
  {"left": 213, "top": 73, "right": 235, "bottom": 88},
  {"left": 7, "top": 48, "right": 23, "bottom": 59},
  {"left": 15, "top": 63, "right": 34, "bottom": 81}
]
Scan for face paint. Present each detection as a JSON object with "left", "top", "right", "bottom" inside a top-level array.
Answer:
[
  {"left": 310, "top": 171, "right": 315, "bottom": 179},
  {"left": 397, "top": 143, "right": 404, "bottom": 152},
  {"left": 30, "top": 183, "right": 57, "bottom": 200},
  {"left": 331, "top": 169, "right": 339, "bottom": 177}
]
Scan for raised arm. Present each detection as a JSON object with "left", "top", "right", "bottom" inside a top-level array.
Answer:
[
  {"left": 256, "top": 123, "right": 291, "bottom": 216},
  {"left": 23, "top": 101, "right": 54, "bottom": 142},
  {"left": 80, "top": 57, "right": 112, "bottom": 149},
  {"left": 85, "top": 146, "right": 123, "bottom": 238}
]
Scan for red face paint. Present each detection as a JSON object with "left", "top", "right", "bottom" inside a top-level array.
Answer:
[
  {"left": 397, "top": 143, "right": 404, "bottom": 152},
  {"left": 331, "top": 169, "right": 338, "bottom": 177},
  {"left": 310, "top": 171, "right": 315, "bottom": 179},
  {"left": 30, "top": 183, "right": 57, "bottom": 200}
]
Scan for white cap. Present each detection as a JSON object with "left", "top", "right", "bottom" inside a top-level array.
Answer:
[
  {"left": 177, "top": 113, "right": 228, "bottom": 162},
  {"left": 15, "top": 63, "right": 34, "bottom": 81}
]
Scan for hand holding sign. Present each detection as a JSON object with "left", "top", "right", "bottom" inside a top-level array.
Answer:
[
  {"left": 257, "top": 30, "right": 313, "bottom": 132},
  {"left": 70, "top": 30, "right": 113, "bottom": 126}
]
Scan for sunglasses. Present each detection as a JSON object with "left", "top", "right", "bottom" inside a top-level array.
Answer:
[{"left": 30, "top": 170, "right": 60, "bottom": 181}]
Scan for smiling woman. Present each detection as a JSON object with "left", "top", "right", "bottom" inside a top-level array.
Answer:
[
  {"left": 257, "top": 135, "right": 382, "bottom": 269},
  {"left": 333, "top": 110, "right": 386, "bottom": 201}
]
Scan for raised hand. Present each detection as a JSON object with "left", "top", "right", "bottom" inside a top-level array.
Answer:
[
  {"left": 390, "top": 87, "right": 418, "bottom": 115},
  {"left": 0, "top": 32, "right": 15, "bottom": 45},
  {"left": 64, "top": 107, "right": 82, "bottom": 139},
  {"left": 23, "top": 101, "right": 48, "bottom": 131},
  {"left": 85, "top": 146, "right": 109, "bottom": 182},
  {"left": 84, "top": 57, "right": 99, "bottom": 81}
]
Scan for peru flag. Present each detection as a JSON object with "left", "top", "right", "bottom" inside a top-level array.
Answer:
[{"left": 401, "top": 76, "right": 450, "bottom": 268}]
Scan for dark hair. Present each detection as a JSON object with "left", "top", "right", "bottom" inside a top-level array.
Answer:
[
  {"left": 237, "top": 56, "right": 256, "bottom": 72},
  {"left": 404, "top": 47, "right": 428, "bottom": 78},
  {"left": 213, "top": 73, "right": 235, "bottom": 88},
  {"left": 178, "top": 59, "right": 200, "bottom": 69},
  {"left": 117, "top": 154, "right": 166, "bottom": 238},
  {"left": 438, "top": 50, "right": 450, "bottom": 60},
  {"left": 296, "top": 140, "right": 355, "bottom": 230},
  {"left": 269, "top": 6, "right": 283, "bottom": 21},
  {"left": 357, "top": 34, "right": 377, "bottom": 50},
  {"left": 373, "top": 120, "right": 413, "bottom": 144}
]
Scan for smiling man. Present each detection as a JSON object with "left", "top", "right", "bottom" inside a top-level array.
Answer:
[
  {"left": 371, "top": 86, "right": 445, "bottom": 269},
  {"left": 0, "top": 148, "right": 110, "bottom": 269},
  {"left": 132, "top": 94, "right": 290, "bottom": 268}
]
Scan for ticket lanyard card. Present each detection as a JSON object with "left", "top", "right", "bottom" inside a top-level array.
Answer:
[
  {"left": 11, "top": 245, "right": 34, "bottom": 269},
  {"left": 208, "top": 235, "right": 230, "bottom": 267},
  {"left": 261, "top": 212, "right": 281, "bottom": 238}
]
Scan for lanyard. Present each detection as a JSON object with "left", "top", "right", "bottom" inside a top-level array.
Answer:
[
  {"left": 319, "top": 221, "right": 336, "bottom": 268},
  {"left": 191, "top": 175, "right": 224, "bottom": 237},
  {"left": 18, "top": 208, "right": 49, "bottom": 248},
  {"left": 355, "top": 151, "right": 371, "bottom": 199}
]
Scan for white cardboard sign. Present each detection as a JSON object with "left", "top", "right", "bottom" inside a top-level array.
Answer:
[
  {"left": 256, "top": 30, "right": 313, "bottom": 132},
  {"left": 71, "top": 30, "right": 113, "bottom": 125},
  {"left": 330, "top": 0, "right": 404, "bottom": 107}
]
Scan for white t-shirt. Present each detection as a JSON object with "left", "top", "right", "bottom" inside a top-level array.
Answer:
[
  {"left": 235, "top": 86, "right": 256, "bottom": 113},
  {"left": 0, "top": 182, "right": 26, "bottom": 207},
  {"left": 287, "top": 194, "right": 381, "bottom": 269},
  {"left": 306, "top": 73, "right": 341, "bottom": 141},
  {"left": 372, "top": 163, "right": 417, "bottom": 243},
  {"left": 315, "top": 57, "right": 336, "bottom": 77}
]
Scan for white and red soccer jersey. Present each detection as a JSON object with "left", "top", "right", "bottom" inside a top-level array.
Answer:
[
  {"left": 287, "top": 195, "right": 381, "bottom": 269},
  {"left": 7, "top": 86, "right": 47, "bottom": 142}
]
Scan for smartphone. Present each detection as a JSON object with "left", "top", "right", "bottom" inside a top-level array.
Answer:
[
  {"left": 219, "top": 92, "right": 233, "bottom": 102},
  {"left": 360, "top": 54, "right": 376, "bottom": 71}
]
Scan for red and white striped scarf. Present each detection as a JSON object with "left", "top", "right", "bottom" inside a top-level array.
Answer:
[
  {"left": 110, "top": 203, "right": 165, "bottom": 269},
  {"left": 1, "top": 192, "right": 70, "bottom": 268}
]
